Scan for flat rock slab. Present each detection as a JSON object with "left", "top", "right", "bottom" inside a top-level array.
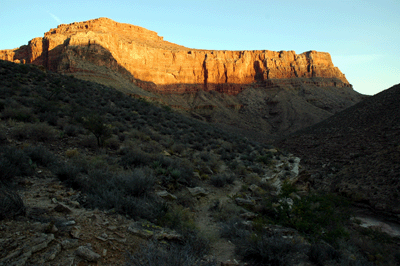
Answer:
[{"left": 187, "top": 187, "right": 209, "bottom": 197}]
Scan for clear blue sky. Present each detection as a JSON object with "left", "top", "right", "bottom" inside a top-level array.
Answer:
[{"left": 1, "top": 0, "right": 399, "bottom": 95}]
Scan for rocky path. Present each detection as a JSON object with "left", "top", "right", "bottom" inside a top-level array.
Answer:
[{"left": 193, "top": 180, "right": 244, "bottom": 265}]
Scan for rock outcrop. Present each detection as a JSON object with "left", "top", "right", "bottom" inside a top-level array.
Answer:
[{"left": 0, "top": 17, "right": 349, "bottom": 95}]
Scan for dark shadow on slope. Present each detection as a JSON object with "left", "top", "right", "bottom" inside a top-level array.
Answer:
[{"left": 276, "top": 83, "right": 400, "bottom": 216}]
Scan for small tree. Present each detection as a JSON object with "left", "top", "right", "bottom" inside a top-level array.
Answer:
[{"left": 82, "top": 114, "right": 112, "bottom": 147}]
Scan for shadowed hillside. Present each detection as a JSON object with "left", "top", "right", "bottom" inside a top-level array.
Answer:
[{"left": 276, "top": 83, "right": 400, "bottom": 216}]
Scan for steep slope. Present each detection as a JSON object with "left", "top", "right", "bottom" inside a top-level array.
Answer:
[
  {"left": 0, "top": 17, "right": 364, "bottom": 137},
  {"left": 276, "top": 83, "right": 400, "bottom": 216}
]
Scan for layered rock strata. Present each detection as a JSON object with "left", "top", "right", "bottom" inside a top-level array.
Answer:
[{"left": 0, "top": 17, "right": 350, "bottom": 95}]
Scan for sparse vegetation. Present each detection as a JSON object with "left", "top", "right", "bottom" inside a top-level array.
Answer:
[{"left": 0, "top": 59, "right": 398, "bottom": 265}]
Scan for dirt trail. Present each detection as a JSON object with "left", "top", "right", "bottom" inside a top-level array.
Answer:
[{"left": 193, "top": 180, "right": 244, "bottom": 264}]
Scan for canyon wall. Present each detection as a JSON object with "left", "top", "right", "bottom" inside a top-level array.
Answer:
[{"left": 0, "top": 18, "right": 350, "bottom": 95}]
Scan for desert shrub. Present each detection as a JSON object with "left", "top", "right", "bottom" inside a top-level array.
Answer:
[
  {"left": 79, "top": 135, "right": 98, "bottom": 149},
  {"left": 221, "top": 221, "right": 307, "bottom": 266},
  {"left": 115, "top": 168, "right": 156, "bottom": 197},
  {"left": 170, "top": 159, "right": 196, "bottom": 187},
  {"left": 1, "top": 106, "right": 35, "bottom": 122},
  {"left": 38, "top": 111, "right": 58, "bottom": 126},
  {"left": 65, "top": 149, "right": 80, "bottom": 158},
  {"left": 256, "top": 191, "right": 350, "bottom": 245},
  {"left": 308, "top": 242, "right": 341, "bottom": 266},
  {"left": 126, "top": 240, "right": 214, "bottom": 266},
  {"left": 141, "top": 140, "right": 163, "bottom": 153},
  {"left": 257, "top": 153, "right": 273, "bottom": 165},
  {"left": 0, "top": 146, "right": 34, "bottom": 183},
  {"left": 241, "top": 233, "right": 306, "bottom": 265},
  {"left": 119, "top": 148, "right": 154, "bottom": 169},
  {"left": 0, "top": 187, "right": 26, "bottom": 220},
  {"left": 105, "top": 135, "right": 120, "bottom": 150},
  {"left": 24, "top": 145, "right": 57, "bottom": 167},
  {"left": 160, "top": 205, "right": 196, "bottom": 234},
  {"left": 210, "top": 173, "right": 235, "bottom": 188},
  {"left": 0, "top": 100, "right": 5, "bottom": 111},
  {"left": 78, "top": 168, "right": 163, "bottom": 221},
  {"left": 170, "top": 142, "right": 185, "bottom": 154},
  {"left": 10, "top": 122, "right": 55, "bottom": 142},
  {"left": 0, "top": 128, "right": 7, "bottom": 145},
  {"left": 53, "top": 162, "right": 83, "bottom": 189}
]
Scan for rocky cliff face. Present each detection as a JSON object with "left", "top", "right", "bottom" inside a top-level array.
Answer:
[
  {"left": 0, "top": 18, "right": 363, "bottom": 138},
  {"left": 0, "top": 17, "right": 349, "bottom": 95}
]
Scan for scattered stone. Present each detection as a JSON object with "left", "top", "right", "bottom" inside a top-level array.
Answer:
[
  {"left": 156, "top": 190, "right": 177, "bottom": 200},
  {"left": 102, "top": 249, "right": 107, "bottom": 257},
  {"left": 202, "top": 166, "right": 214, "bottom": 175},
  {"left": 248, "top": 184, "right": 260, "bottom": 192},
  {"left": 30, "top": 233, "right": 55, "bottom": 253},
  {"left": 221, "top": 259, "right": 240, "bottom": 266},
  {"left": 187, "top": 187, "right": 209, "bottom": 197},
  {"left": 114, "top": 231, "right": 125, "bottom": 238},
  {"left": 75, "top": 246, "right": 101, "bottom": 262},
  {"left": 155, "top": 231, "right": 184, "bottom": 241},
  {"left": 43, "top": 243, "right": 61, "bottom": 261},
  {"left": 61, "top": 239, "right": 79, "bottom": 250},
  {"left": 68, "top": 200, "right": 80, "bottom": 208},
  {"left": 127, "top": 224, "right": 154, "bottom": 239},
  {"left": 61, "top": 220, "right": 76, "bottom": 226},
  {"left": 290, "top": 157, "right": 301, "bottom": 176},
  {"left": 54, "top": 203, "right": 73, "bottom": 214},
  {"left": 279, "top": 197, "right": 294, "bottom": 208},
  {"left": 57, "top": 256, "right": 75, "bottom": 266},
  {"left": 70, "top": 226, "right": 81, "bottom": 239},
  {"left": 235, "top": 198, "right": 255, "bottom": 206},
  {"left": 96, "top": 236, "right": 107, "bottom": 242},
  {"left": 44, "top": 221, "right": 58, "bottom": 234},
  {"left": 240, "top": 212, "right": 258, "bottom": 220},
  {"left": 96, "top": 233, "right": 108, "bottom": 241},
  {"left": 289, "top": 192, "right": 301, "bottom": 200},
  {"left": 107, "top": 225, "right": 117, "bottom": 231}
]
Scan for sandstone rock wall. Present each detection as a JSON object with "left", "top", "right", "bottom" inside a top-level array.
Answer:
[{"left": 0, "top": 17, "right": 349, "bottom": 95}]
